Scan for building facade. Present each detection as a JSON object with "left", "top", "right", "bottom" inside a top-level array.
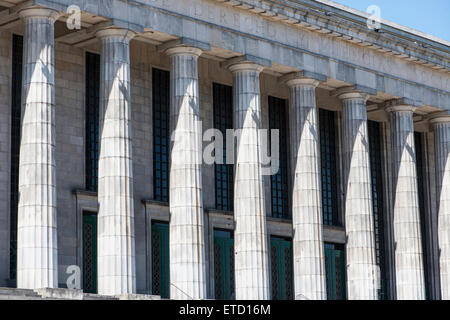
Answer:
[{"left": 0, "top": 0, "right": 449, "bottom": 300}]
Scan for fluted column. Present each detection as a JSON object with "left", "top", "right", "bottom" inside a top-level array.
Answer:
[
  {"left": 387, "top": 102, "right": 425, "bottom": 300},
  {"left": 96, "top": 28, "right": 136, "bottom": 295},
  {"left": 430, "top": 115, "right": 450, "bottom": 300},
  {"left": 17, "top": 7, "right": 60, "bottom": 289},
  {"left": 229, "top": 62, "right": 270, "bottom": 300},
  {"left": 284, "top": 76, "right": 326, "bottom": 300},
  {"left": 337, "top": 89, "right": 378, "bottom": 300},
  {"left": 166, "top": 46, "right": 206, "bottom": 300}
]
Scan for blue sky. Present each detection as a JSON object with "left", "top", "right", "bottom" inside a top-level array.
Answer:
[{"left": 330, "top": 0, "right": 450, "bottom": 41}]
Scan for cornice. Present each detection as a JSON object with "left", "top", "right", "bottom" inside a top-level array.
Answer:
[{"left": 212, "top": 0, "right": 450, "bottom": 73}]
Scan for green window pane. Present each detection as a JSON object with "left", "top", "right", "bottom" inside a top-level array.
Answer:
[
  {"left": 324, "top": 243, "right": 346, "bottom": 300},
  {"left": 214, "top": 229, "right": 235, "bottom": 300},
  {"left": 270, "top": 237, "right": 293, "bottom": 300},
  {"left": 83, "top": 211, "right": 98, "bottom": 293},
  {"left": 152, "top": 222, "right": 170, "bottom": 298}
]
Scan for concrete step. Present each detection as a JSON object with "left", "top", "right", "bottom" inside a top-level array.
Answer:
[
  {"left": 0, "top": 287, "right": 41, "bottom": 300},
  {"left": 0, "top": 287, "right": 162, "bottom": 300}
]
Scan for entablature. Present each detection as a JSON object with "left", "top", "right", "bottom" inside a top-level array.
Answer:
[{"left": 0, "top": 0, "right": 449, "bottom": 113}]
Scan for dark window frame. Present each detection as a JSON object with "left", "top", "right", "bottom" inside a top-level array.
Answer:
[
  {"left": 268, "top": 96, "right": 289, "bottom": 219},
  {"left": 368, "top": 120, "right": 388, "bottom": 299},
  {"left": 152, "top": 68, "right": 170, "bottom": 202},
  {"left": 414, "top": 132, "right": 431, "bottom": 300},
  {"left": 319, "top": 109, "right": 340, "bottom": 226},
  {"left": 85, "top": 52, "right": 100, "bottom": 192},
  {"left": 9, "top": 34, "right": 23, "bottom": 281},
  {"left": 213, "top": 83, "right": 234, "bottom": 211}
]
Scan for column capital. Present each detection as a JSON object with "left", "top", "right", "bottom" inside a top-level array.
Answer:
[
  {"left": 221, "top": 54, "right": 271, "bottom": 74},
  {"left": 383, "top": 98, "right": 421, "bottom": 113},
  {"left": 158, "top": 37, "right": 210, "bottom": 57},
  {"left": 429, "top": 113, "right": 450, "bottom": 126},
  {"left": 95, "top": 27, "right": 136, "bottom": 41},
  {"left": 18, "top": 7, "right": 60, "bottom": 22},
  {"left": 228, "top": 62, "right": 264, "bottom": 74},
  {"left": 280, "top": 71, "right": 322, "bottom": 88},
  {"left": 386, "top": 100, "right": 417, "bottom": 115},
  {"left": 333, "top": 85, "right": 374, "bottom": 102},
  {"left": 165, "top": 46, "right": 203, "bottom": 57}
]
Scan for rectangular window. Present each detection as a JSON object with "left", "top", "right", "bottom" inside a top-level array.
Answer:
[
  {"left": 85, "top": 52, "right": 100, "bottom": 192},
  {"left": 153, "top": 68, "right": 170, "bottom": 202},
  {"left": 270, "top": 236, "right": 293, "bottom": 300},
  {"left": 368, "top": 121, "right": 388, "bottom": 299},
  {"left": 414, "top": 132, "right": 431, "bottom": 300},
  {"left": 319, "top": 109, "right": 339, "bottom": 226},
  {"left": 10, "top": 34, "right": 23, "bottom": 281},
  {"left": 82, "top": 211, "right": 98, "bottom": 293},
  {"left": 213, "top": 83, "right": 234, "bottom": 211},
  {"left": 268, "top": 96, "right": 289, "bottom": 219},
  {"left": 152, "top": 221, "right": 170, "bottom": 298},
  {"left": 214, "top": 229, "right": 235, "bottom": 300},
  {"left": 324, "top": 243, "right": 346, "bottom": 300}
]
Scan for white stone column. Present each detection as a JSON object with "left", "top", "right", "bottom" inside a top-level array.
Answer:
[
  {"left": 229, "top": 62, "right": 270, "bottom": 300},
  {"left": 284, "top": 75, "right": 326, "bottom": 300},
  {"left": 387, "top": 102, "right": 425, "bottom": 300},
  {"left": 96, "top": 28, "right": 136, "bottom": 295},
  {"left": 166, "top": 46, "right": 207, "bottom": 300},
  {"left": 17, "top": 7, "right": 60, "bottom": 289},
  {"left": 337, "top": 88, "right": 378, "bottom": 300},
  {"left": 430, "top": 115, "right": 450, "bottom": 300}
]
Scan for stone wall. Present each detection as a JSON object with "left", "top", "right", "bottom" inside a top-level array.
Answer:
[
  {"left": 129, "top": 41, "right": 156, "bottom": 293},
  {"left": 54, "top": 42, "right": 85, "bottom": 286}
]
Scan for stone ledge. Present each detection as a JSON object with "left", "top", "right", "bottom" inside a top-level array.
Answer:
[
  {"left": 0, "top": 288, "right": 162, "bottom": 300},
  {"left": 116, "top": 293, "right": 161, "bottom": 300},
  {"left": 213, "top": 0, "right": 450, "bottom": 71},
  {"left": 0, "top": 287, "right": 41, "bottom": 300},
  {"left": 142, "top": 199, "right": 169, "bottom": 207}
]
